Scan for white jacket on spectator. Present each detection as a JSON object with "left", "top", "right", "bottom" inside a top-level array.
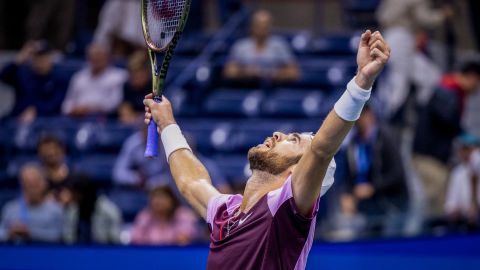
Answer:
[
  {"left": 445, "top": 150, "right": 480, "bottom": 216},
  {"left": 94, "top": 0, "right": 145, "bottom": 47},
  {"left": 63, "top": 195, "right": 122, "bottom": 244}
]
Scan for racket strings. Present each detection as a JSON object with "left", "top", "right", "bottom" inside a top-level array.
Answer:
[{"left": 144, "top": 0, "right": 186, "bottom": 50}]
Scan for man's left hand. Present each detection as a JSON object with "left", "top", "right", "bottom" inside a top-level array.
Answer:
[{"left": 355, "top": 30, "right": 391, "bottom": 89}]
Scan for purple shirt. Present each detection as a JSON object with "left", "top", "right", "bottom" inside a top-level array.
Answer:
[{"left": 206, "top": 161, "right": 335, "bottom": 270}]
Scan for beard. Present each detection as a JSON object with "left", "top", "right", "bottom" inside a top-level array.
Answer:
[{"left": 247, "top": 146, "right": 302, "bottom": 175}]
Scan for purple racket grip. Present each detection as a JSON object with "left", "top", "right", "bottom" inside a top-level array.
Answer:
[{"left": 144, "top": 97, "right": 161, "bottom": 158}]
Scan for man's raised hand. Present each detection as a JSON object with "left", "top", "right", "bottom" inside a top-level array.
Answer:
[
  {"left": 143, "top": 94, "right": 176, "bottom": 134},
  {"left": 355, "top": 30, "right": 391, "bottom": 89}
]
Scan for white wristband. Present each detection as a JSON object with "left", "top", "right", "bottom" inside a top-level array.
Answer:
[
  {"left": 334, "top": 76, "right": 372, "bottom": 121},
  {"left": 160, "top": 124, "right": 192, "bottom": 162}
]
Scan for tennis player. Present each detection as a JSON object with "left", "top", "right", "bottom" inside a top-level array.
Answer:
[{"left": 144, "top": 29, "right": 390, "bottom": 269}]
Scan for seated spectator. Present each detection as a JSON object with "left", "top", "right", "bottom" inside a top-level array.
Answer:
[
  {"left": 113, "top": 127, "right": 233, "bottom": 193},
  {"left": 130, "top": 185, "right": 198, "bottom": 245},
  {"left": 0, "top": 163, "right": 63, "bottom": 243},
  {"left": 223, "top": 10, "right": 300, "bottom": 84},
  {"left": 445, "top": 133, "right": 480, "bottom": 231},
  {"left": 118, "top": 51, "right": 151, "bottom": 125},
  {"left": 0, "top": 41, "right": 68, "bottom": 122},
  {"left": 339, "top": 105, "right": 409, "bottom": 238},
  {"left": 61, "top": 43, "right": 128, "bottom": 117},
  {"left": 63, "top": 175, "right": 122, "bottom": 244},
  {"left": 413, "top": 61, "right": 480, "bottom": 222},
  {"left": 93, "top": 0, "right": 144, "bottom": 57},
  {"left": 113, "top": 126, "right": 170, "bottom": 189},
  {"left": 37, "top": 135, "right": 71, "bottom": 200}
]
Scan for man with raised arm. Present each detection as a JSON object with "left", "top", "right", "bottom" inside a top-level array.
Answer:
[{"left": 143, "top": 30, "right": 390, "bottom": 270}]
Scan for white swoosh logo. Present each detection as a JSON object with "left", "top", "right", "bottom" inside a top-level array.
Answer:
[{"left": 238, "top": 212, "right": 253, "bottom": 226}]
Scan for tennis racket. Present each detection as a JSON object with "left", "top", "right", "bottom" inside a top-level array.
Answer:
[{"left": 141, "top": 0, "right": 191, "bottom": 158}]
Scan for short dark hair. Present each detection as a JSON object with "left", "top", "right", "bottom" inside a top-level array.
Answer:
[
  {"left": 149, "top": 185, "right": 180, "bottom": 218},
  {"left": 37, "top": 134, "right": 65, "bottom": 150},
  {"left": 460, "top": 61, "right": 480, "bottom": 76}
]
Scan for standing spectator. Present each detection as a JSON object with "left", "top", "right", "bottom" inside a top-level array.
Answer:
[
  {"left": 37, "top": 135, "right": 71, "bottom": 200},
  {"left": 413, "top": 62, "right": 480, "bottom": 222},
  {"left": 63, "top": 175, "right": 123, "bottom": 244},
  {"left": 340, "top": 106, "right": 409, "bottom": 237},
  {"left": 25, "top": 0, "right": 75, "bottom": 50},
  {"left": 223, "top": 10, "right": 300, "bottom": 83},
  {"left": 0, "top": 163, "right": 64, "bottom": 243},
  {"left": 61, "top": 43, "right": 128, "bottom": 117},
  {"left": 376, "top": 0, "right": 453, "bottom": 119},
  {"left": 130, "top": 185, "right": 198, "bottom": 245},
  {"left": 0, "top": 41, "right": 68, "bottom": 122},
  {"left": 445, "top": 133, "right": 480, "bottom": 231},
  {"left": 93, "top": 0, "right": 145, "bottom": 57},
  {"left": 118, "top": 51, "right": 151, "bottom": 125}
]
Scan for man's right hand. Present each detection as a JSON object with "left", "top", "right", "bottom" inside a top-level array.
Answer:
[{"left": 143, "top": 94, "right": 177, "bottom": 134}]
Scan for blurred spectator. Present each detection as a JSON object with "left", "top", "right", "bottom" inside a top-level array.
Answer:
[
  {"left": 63, "top": 175, "right": 122, "bottom": 244},
  {"left": 113, "top": 127, "right": 170, "bottom": 189},
  {"left": 445, "top": 133, "right": 480, "bottom": 231},
  {"left": 25, "top": 0, "right": 75, "bottom": 50},
  {"left": 130, "top": 185, "right": 198, "bottom": 245},
  {"left": 118, "top": 51, "right": 151, "bottom": 125},
  {"left": 223, "top": 10, "right": 300, "bottom": 83},
  {"left": 413, "top": 61, "right": 480, "bottom": 221},
  {"left": 93, "top": 0, "right": 144, "bottom": 57},
  {"left": 113, "top": 128, "right": 232, "bottom": 193},
  {"left": 376, "top": 0, "right": 452, "bottom": 119},
  {"left": 37, "top": 135, "right": 71, "bottom": 200},
  {"left": 0, "top": 41, "right": 68, "bottom": 122},
  {"left": 339, "top": 106, "right": 409, "bottom": 238},
  {"left": 0, "top": 163, "right": 63, "bottom": 243},
  {"left": 62, "top": 43, "right": 128, "bottom": 117}
]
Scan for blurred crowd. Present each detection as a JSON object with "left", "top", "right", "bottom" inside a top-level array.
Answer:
[{"left": 1, "top": 0, "right": 480, "bottom": 245}]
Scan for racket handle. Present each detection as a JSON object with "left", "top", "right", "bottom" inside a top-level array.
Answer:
[{"left": 144, "top": 96, "right": 161, "bottom": 158}]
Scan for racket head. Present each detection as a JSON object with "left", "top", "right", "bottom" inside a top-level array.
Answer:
[{"left": 141, "top": 0, "right": 190, "bottom": 52}]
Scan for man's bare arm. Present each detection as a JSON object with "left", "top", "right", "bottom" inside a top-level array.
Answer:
[
  {"left": 292, "top": 30, "right": 391, "bottom": 216},
  {"left": 144, "top": 96, "right": 220, "bottom": 220}
]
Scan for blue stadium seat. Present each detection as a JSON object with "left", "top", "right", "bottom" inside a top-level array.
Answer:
[
  {"left": 6, "top": 155, "right": 38, "bottom": 179},
  {"left": 212, "top": 155, "right": 250, "bottom": 185},
  {"left": 56, "top": 59, "right": 85, "bottom": 82},
  {"left": 73, "top": 155, "right": 117, "bottom": 185},
  {"left": 227, "top": 120, "right": 295, "bottom": 152},
  {"left": 262, "top": 89, "right": 325, "bottom": 118},
  {"left": 91, "top": 124, "right": 135, "bottom": 154},
  {"left": 204, "top": 89, "right": 264, "bottom": 117},
  {"left": 108, "top": 188, "right": 148, "bottom": 223},
  {"left": 179, "top": 119, "right": 229, "bottom": 154},
  {"left": 0, "top": 188, "right": 19, "bottom": 210},
  {"left": 9, "top": 118, "right": 77, "bottom": 154},
  {"left": 293, "top": 58, "right": 356, "bottom": 89},
  {"left": 310, "top": 34, "right": 358, "bottom": 55}
]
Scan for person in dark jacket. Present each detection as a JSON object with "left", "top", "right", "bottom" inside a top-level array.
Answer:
[
  {"left": 413, "top": 61, "right": 480, "bottom": 221},
  {"left": 0, "top": 41, "right": 68, "bottom": 121},
  {"left": 340, "top": 105, "right": 409, "bottom": 237}
]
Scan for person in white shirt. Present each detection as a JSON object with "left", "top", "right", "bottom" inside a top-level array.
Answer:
[
  {"left": 445, "top": 134, "right": 480, "bottom": 228},
  {"left": 223, "top": 10, "right": 300, "bottom": 83},
  {"left": 62, "top": 43, "right": 128, "bottom": 117},
  {"left": 93, "top": 0, "right": 145, "bottom": 56}
]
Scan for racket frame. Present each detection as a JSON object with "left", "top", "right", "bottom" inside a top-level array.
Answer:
[{"left": 141, "top": 0, "right": 191, "bottom": 158}]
